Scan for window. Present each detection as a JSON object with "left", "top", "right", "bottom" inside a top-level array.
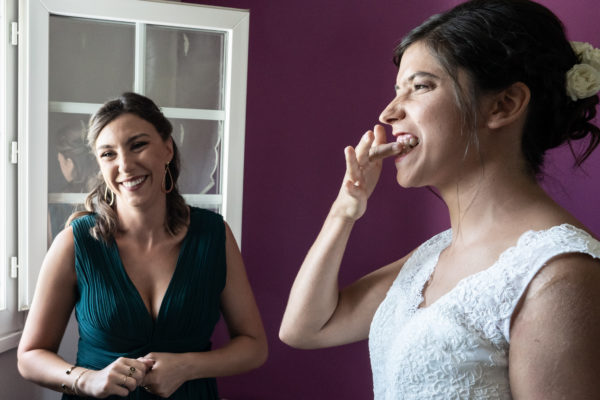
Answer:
[
  {"left": 0, "top": 0, "right": 24, "bottom": 353},
  {"left": 1, "top": 0, "right": 249, "bottom": 352}
]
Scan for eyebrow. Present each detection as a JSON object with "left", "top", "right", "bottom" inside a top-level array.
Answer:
[
  {"left": 96, "top": 133, "right": 151, "bottom": 150},
  {"left": 407, "top": 71, "right": 440, "bottom": 81}
]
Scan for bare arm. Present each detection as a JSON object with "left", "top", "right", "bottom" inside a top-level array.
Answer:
[
  {"left": 279, "top": 214, "right": 408, "bottom": 348},
  {"left": 18, "top": 227, "right": 79, "bottom": 390},
  {"left": 509, "top": 253, "right": 600, "bottom": 399},
  {"left": 140, "top": 222, "right": 268, "bottom": 398},
  {"left": 17, "top": 227, "right": 150, "bottom": 398},
  {"left": 280, "top": 126, "right": 411, "bottom": 349}
]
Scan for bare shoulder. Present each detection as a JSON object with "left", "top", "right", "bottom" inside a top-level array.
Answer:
[
  {"left": 33, "top": 226, "right": 77, "bottom": 303},
  {"left": 523, "top": 252, "right": 600, "bottom": 304},
  {"left": 222, "top": 220, "right": 242, "bottom": 260},
  {"left": 223, "top": 220, "right": 236, "bottom": 240},
  {"left": 509, "top": 252, "right": 600, "bottom": 399},
  {"left": 45, "top": 226, "right": 76, "bottom": 271}
]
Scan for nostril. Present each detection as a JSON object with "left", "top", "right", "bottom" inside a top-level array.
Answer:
[{"left": 379, "top": 111, "right": 396, "bottom": 125}]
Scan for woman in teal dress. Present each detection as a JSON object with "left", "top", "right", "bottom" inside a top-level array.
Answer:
[{"left": 18, "top": 92, "right": 268, "bottom": 399}]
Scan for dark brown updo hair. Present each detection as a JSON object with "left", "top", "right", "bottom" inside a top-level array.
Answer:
[
  {"left": 68, "top": 92, "right": 188, "bottom": 241},
  {"left": 394, "top": 0, "right": 599, "bottom": 176}
]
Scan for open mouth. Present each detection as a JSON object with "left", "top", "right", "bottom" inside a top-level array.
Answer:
[
  {"left": 392, "top": 134, "right": 419, "bottom": 162},
  {"left": 396, "top": 133, "right": 419, "bottom": 149},
  {"left": 121, "top": 176, "right": 147, "bottom": 189},
  {"left": 368, "top": 134, "right": 419, "bottom": 161}
]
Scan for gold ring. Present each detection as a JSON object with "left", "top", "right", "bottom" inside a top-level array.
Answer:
[
  {"left": 143, "top": 385, "right": 151, "bottom": 391},
  {"left": 130, "top": 366, "right": 136, "bottom": 373}
]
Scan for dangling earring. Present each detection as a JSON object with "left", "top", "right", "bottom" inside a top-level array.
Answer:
[
  {"left": 162, "top": 162, "right": 174, "bottom": 194},
  {"left": 104, "top": 184, "right": 115, "bottom": 206}
]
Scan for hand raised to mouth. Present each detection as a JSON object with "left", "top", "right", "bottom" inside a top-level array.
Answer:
[{"left": 368, "top": 135, "right": 419, "bottom": 161}]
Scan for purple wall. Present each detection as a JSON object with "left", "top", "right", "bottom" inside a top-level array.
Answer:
[{"left": 186, "top": 1, "right": 600, "bottom": 398}]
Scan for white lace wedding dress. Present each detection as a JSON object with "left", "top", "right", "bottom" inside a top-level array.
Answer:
[{"left": 369, "top": 224, "right": 600, "bottom": 399}]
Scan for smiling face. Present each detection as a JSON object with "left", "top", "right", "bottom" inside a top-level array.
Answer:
[
  {"left": 379, "top": 41, "right": 478, "bottom": 191},
  {"left": 95, "top": 113, "right": 173, "bottom": 210}
]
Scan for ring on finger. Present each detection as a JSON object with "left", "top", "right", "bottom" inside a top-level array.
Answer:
[
  {"left": 143, "top": 385, "right": 151, "bottom": 392},
  {"left": 128, "top": 366, "right": 135, "bottom": 377}
]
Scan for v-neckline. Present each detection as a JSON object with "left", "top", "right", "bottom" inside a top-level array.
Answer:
[
  {"left": 414, "top": 225, "right": 576, "bottom": 311},
  {"left": 112, "top": 223, "right": 192, "bottom": 324}
]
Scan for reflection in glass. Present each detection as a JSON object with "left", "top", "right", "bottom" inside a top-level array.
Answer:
[
  {"left": 146, "top": 25, "right": 225, "bottom": 109},
  {"left": 48, "top": 113, "right": 98, "bottom": 246},
  {"left": 48, "top": 203, "right": 86, "bottom": 246},
  {"left": 49, "top": 15, "right": 135, "bottom": 103},
  {"left": 171, "top": 119, "right": 221, "bottom": 195},
  {"left": 48, "top": 113, "right": 99, "bottom": 194}
]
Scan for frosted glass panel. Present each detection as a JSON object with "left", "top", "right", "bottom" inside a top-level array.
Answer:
[
  {"left": 48, "top": 112, "right": 98, "bottom": 245},
  {"left": 48, "top": 203, "right": 86, "bottom": 245},
  {"left": 146, "top": 26, "right": 225, "bottom": 109},
  {"left": 171, "top": 119, "right": 221, "bottom": 195},
  {"left": 49, "top": 15, "right": 135, "bottom": 103},
  {"left": 48, "top": 112, "right": 99, "bottom": 194}
]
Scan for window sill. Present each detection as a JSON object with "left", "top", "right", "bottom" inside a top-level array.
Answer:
[{"left": 0, "top": 331, "right": 22, "bottom": 354}]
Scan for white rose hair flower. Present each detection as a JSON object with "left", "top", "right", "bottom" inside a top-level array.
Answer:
[
  {"left": 571, "top": 41, "right": 594, "bottom": 57},
  {"left": 582, "top": 48, "right": 600, "bottom": 71},
  {"left": 567, "top": 41, "right": 600, "bottom": 101},
  {"left": 566, "top": 64, "right": 600, "bottom": 101}
]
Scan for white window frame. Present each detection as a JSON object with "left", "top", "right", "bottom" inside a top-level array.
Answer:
[
  {"left": 0, "top": 0, "right": 7, "bottom": 315},
  {"left": 1, "top": 0, "right": 249, "bottom": 351},
  {"left": 0, "top": 0, "right": 25, "bottom": 353}
]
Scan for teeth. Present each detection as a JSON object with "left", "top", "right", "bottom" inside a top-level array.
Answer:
[
  {"left": 397, "top": 134, "right": 419, "bottom": 148},
  {"left": 122, "top": 176, "right": 145, "bottom": 188}
]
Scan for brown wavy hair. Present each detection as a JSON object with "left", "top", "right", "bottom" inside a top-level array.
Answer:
[{"left": 67, "top": 92, "right": 189, "bottom": 242}]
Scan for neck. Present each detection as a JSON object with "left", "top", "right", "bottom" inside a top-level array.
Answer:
[
  {"left": 114, "top": 197, "right": 169, "bottom": 244},
  {"left": 436, "top": 163, "right": 549, "bottom": 247}
]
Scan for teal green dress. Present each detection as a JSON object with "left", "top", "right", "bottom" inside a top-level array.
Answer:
[{"left": 65, "top": 207, "right": 226, "bottom": 399}]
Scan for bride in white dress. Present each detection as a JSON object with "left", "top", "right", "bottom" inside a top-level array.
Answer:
[{"left": 279, "top": 0, "right": 600, "bottom": 398}]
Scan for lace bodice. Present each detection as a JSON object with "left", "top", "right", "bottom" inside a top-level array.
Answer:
[{"left": 368, "top": 224, "right": 600, "bottom": 400}]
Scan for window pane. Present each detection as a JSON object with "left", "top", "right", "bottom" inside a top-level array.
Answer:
[
  {"left": 49, "top": 15, "right": 135, "bottom": 103},
  {"left": 48, "top": 113, "right": 98, "bottom": 194},
  {"left": 146, "top": 26, "right": 225, "bottom": 109},
  {"left": 171, "top": 119, "right": 221, "bottom": 195},
  {"left": 48, "top": 203, "right": 86, "bottom": 245},
  {"left": 48, "top": 112, "right": 98, "bottom": 244}
]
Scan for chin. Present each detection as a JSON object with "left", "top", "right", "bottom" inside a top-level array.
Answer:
[
  {"left": 395, "top": 173, "right": 417, "bottom": 189},
  {"left": 119, "top": 196, "right": 145, "bottom": 208}
]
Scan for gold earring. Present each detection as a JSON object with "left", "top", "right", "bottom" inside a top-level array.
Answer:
[
  {"left": 104, "top": 185, "right": 115, "bottom": 206},
  {"left": 162, "top": 162, "right": 174, "bottom": 194}
]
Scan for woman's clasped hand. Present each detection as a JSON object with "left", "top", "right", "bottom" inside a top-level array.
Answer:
[{"left": 72, "top": 358, "right": 153, "bottom": 398}]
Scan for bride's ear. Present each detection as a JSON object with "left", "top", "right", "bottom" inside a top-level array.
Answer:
[{"left": 485, "top": 82, "right": 531, "bottom": 130}]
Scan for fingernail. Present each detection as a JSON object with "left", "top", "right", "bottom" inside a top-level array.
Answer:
[{"left": 363, "top": 132, "right": 370, "bottom": 141}]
